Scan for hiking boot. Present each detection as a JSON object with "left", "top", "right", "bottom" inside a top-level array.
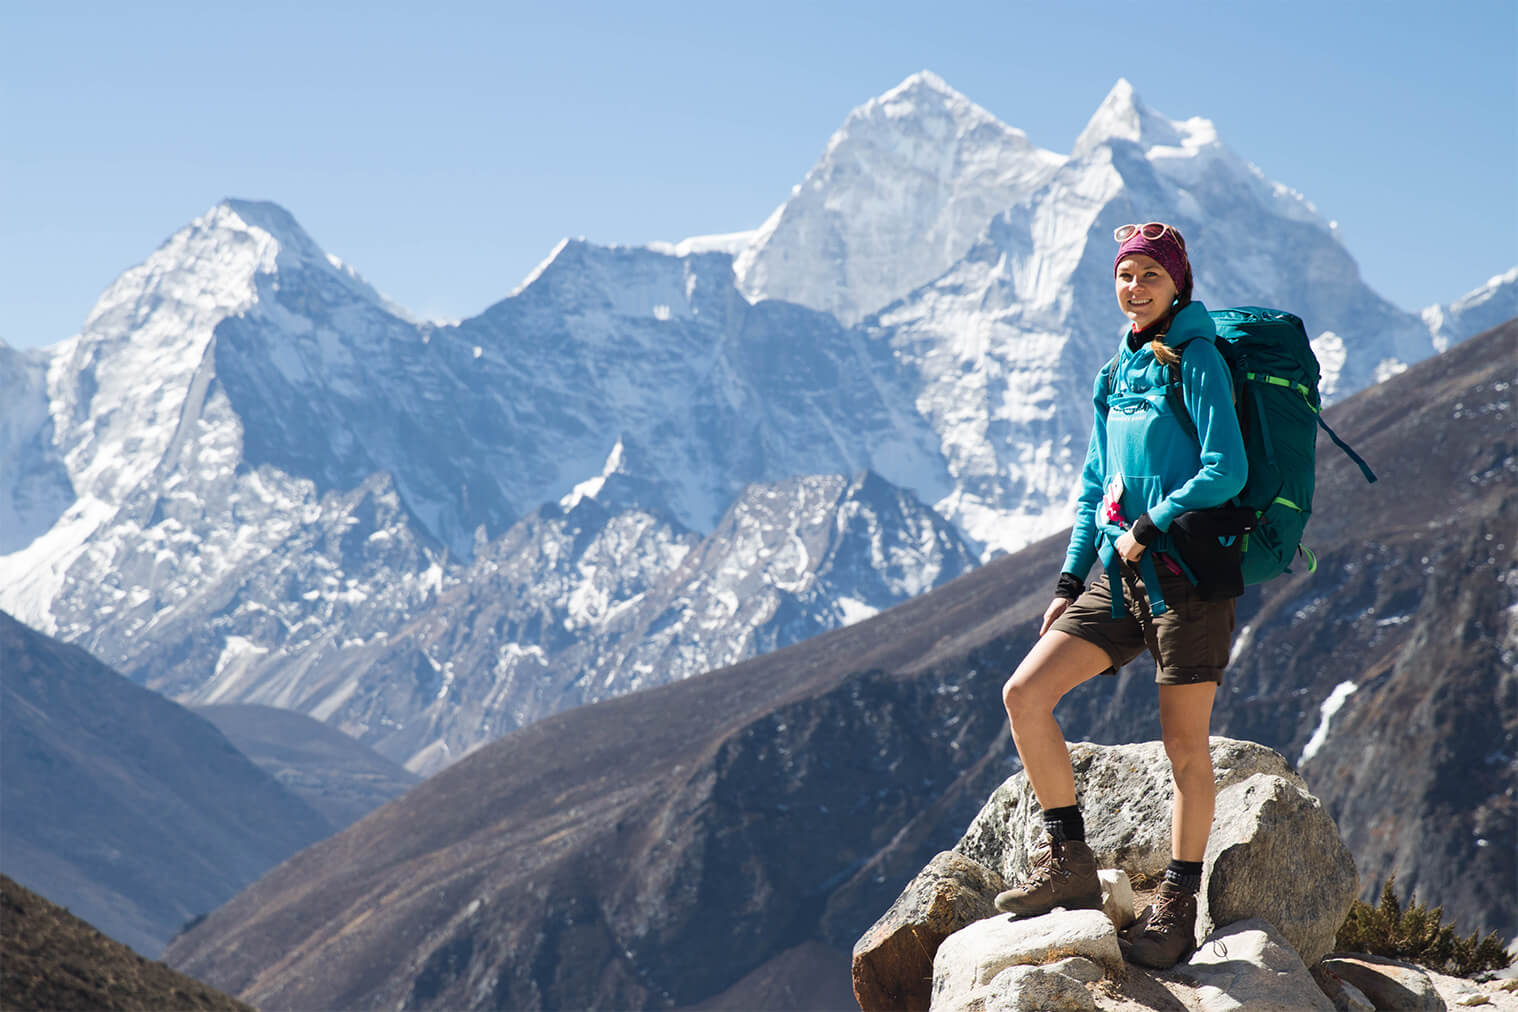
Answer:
[
  {"left": 1124, "top": 880, "right": 1198, "bottom": 969},
  {"left": 994, "top": 836, "right": 1102, "bottom": 916}
]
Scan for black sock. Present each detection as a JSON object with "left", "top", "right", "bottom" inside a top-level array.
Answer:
[
  {"left": 1165, "top": 859, "right": 1204, "bottom": 893},
  {"left": 1042, "top": 805, "right": 1085, "bottom": 843}
]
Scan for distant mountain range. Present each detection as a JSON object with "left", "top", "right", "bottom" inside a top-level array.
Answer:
[
  {"left": 162, "top": 319, "right": 1518, "bottom": 1010},
  {"left": 1, "top": 72, "right": 1512, "bottom": 779}
]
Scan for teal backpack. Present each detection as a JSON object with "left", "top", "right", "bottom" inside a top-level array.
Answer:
[{"left": 1168, "top": 306, "right": 1378, "bottom": 585}]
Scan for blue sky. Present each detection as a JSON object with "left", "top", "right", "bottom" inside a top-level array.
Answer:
[{"left": 3, "top": 0, "right": 1514, "bottom": 348}]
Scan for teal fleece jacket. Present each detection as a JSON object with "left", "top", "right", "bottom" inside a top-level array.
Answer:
[{"left": 1062, "top": 301, "right": 1248, "bottom": 615}]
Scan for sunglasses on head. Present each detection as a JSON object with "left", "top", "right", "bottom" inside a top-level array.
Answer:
[{"left": 1113, "top": 222, "right": 1178, "bottom": 243}]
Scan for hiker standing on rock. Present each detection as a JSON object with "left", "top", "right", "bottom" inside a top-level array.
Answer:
[{"left": 997, "top": 222, "right": 1247, "bottom": 970}]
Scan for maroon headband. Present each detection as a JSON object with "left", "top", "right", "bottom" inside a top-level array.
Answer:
[{"left": 1114, "top": 229, "right": 1190, "bottom": 293}]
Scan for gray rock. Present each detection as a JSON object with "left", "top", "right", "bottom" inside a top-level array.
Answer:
[
  {"left": 956, "top": 739, "right": 1301, "bottom": 886},
  {"left": 953, "top": 738, "right": 1356, "bottom": 964},
  {"left": 931, "top": 908, "right": 1121, "bottom": 1007},
  {"left": 853, "top": 850, "right": 1005, "bottom": 1011},
  {"left": 978, "top": 963, "right": 1099, "bottom": 1012},
  {"left": 1048, "top": 955, "right": 1106, "bottom": 984},
  {"left": 1200, "top": 773, "right": 1359, "bottom": 965},
  {"left": 1318, "top": 955, "right": 1446, "bottom": 1011},
  {"left": 1426, "top": 967, "right": 1518, "bottom": 1011},
  {"left": 1311, "top": 960, "right": 1377, "bottom": 1012},
  {"left": 1172, "top": 918, "right": 1335, "bottom": 1011}
]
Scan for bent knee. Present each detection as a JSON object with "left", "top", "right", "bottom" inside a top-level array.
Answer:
[
  {"left": 1002, "top": 674, "right": 1054, "bottom": 722},
  {"left": 1164, "top": 735, "right": 1213, "bottom": 777}
]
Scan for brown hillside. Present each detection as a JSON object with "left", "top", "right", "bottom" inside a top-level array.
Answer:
[{"left": 0, "top": 875, "right": 250, "bottom": 1012}]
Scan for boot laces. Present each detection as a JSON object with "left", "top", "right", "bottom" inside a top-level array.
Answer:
[
  {"left": 1019, "top": 843, "right": 1059, "bottom": 888},
  {"left": 1150, "top": 888, "right": 1189, "bottom": 933}
]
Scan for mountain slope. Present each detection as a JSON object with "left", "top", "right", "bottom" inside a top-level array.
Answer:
[
  {"left": 192, "top": 703, "right": 420, "bottom": 832},
  {"left": 164, "top": 320, "right": 1515, "bottom": 1008},
  {"left": 309, "top": 468, "right": 979, "bottom": 771},
  {"left": 0, "top": 203, "right": 964, "bottom": 773},
  {"left": 0, "top": 341, "right": 73, "bottom": 555},
  {"left": 0, "top": 612, "right": 333, "bottom": 957},
  {"left": 0, "top": 874, "right": 252, "bottom": 1012}
]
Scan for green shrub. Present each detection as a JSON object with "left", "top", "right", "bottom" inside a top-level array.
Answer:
[{"left": 1335, "top": 875, "right": 1513, "bottom": 978}]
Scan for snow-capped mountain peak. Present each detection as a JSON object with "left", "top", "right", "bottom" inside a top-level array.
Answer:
[
  {"left": 1072, "top": 78, "right": 1188, "bottom": 155},
  {"left": 838, "top": 69, "right": 1017, "bottom": 149},
  {"left": 732, "top": 71, "right": 1064, "bottom": 324},
  {"left": 217, "top": 198, "right": 323, "bottom": 259}
]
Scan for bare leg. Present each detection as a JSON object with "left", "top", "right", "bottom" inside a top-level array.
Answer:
[
  {"left": 1158, "top": 682, "right": 1219, "bottom": 861},
  {"left": 1001, "top": 631, "right": 1114, "bottom": 810}
]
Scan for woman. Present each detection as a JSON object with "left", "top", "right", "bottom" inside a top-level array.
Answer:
[{"left": 995, "top": 221, "right": 1247, "bottom": 970}]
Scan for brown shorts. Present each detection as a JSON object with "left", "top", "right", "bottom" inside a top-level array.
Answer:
[{"left": 1049, "top": 564, "right": 1236, "bottom": 685}]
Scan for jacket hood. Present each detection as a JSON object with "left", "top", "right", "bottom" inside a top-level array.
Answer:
[{"left": 1160, "top": 300, "right": 1215, "bottom": 347}]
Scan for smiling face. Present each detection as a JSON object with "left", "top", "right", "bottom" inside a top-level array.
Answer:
[{"left": 1114, "top": 253, "right": 1178, "bottom": 332}]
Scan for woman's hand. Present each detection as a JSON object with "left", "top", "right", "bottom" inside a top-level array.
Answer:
[
  {"left": 1115, "top": 529, "right": 1146, "bottom": 563},
  {"left": 1040, "top": 597, "right": 1070, "bottom": 636}
]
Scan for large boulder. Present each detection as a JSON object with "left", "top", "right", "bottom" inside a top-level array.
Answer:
[
  {"left": 939, "top": 959, "right": 1102, "bottom": 1012},
  {"left": 1171, "top": 918, "right": 1335, "bottom": 1011},
  {"left": 854, "top": 857, "right": 1138, "bottom": 1011},
  {"left": 1316, "top": 955, "right": 1445, "bottom": 1011},
  {"left": 1310, "top": 961, "right": 1376, "bottom": 1012},
  {"left": 929, "top": 909, "right": 1121, "bottom": 1009},
  {"left": 852, "top": 851, "right": 1005, "bottom": 1012},
  {"left": 951, "top": 738, "right": 1357, "bottom": 965},
  {"left": 1201, "top": 772, "right": 1360, "bottom": 964}
]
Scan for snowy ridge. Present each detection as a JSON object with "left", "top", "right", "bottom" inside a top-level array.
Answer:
[
  {"left": 647, "top": 230, "right": 758, "bottom": 258},
  {"left": 1423, "top": 266, "right": 1518, "bottom": 352}
]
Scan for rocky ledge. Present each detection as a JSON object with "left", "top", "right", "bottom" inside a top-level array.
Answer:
[{"left": 853, "top": 738, "right": 1516, "bottom": 1011}]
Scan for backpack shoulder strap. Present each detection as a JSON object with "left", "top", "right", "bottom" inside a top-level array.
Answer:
[{"left": 1096, "top": 352, "right": 1119, "bottom": 403}]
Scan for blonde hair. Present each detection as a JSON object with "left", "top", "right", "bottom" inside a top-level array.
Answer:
[{"left": 1151, "top": 335, "right": 1181, "bottom": 367}]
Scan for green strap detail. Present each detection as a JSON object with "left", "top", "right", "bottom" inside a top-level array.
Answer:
[
  {"left": 1245, "top": 371, "right": 1318, "bottom": 412},
  {"left": 1299, "top": 544, "right": 1318, "bottom": 573},
  {"left": 1273, "top": 496, "right": 1305, "bottom": 512}
]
